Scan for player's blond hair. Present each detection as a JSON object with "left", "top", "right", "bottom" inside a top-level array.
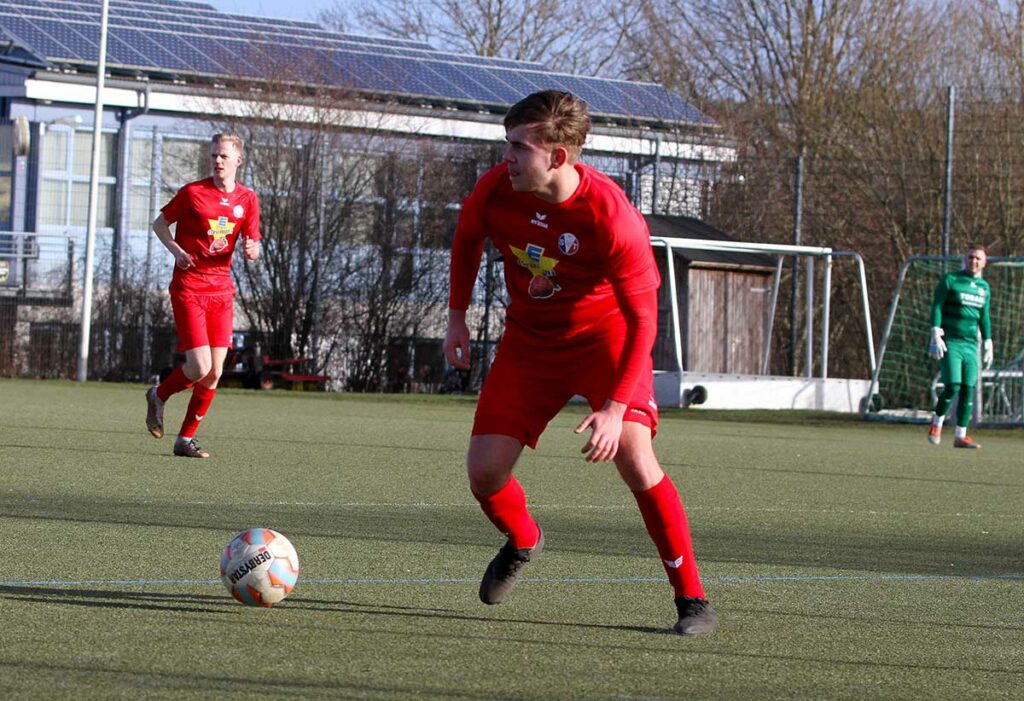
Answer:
[
  {"left": 504, "top": 90, "right": 590, "bottom": 162},
  {"left": 211, "top": 133, "right": 245, "bottom": 158}
]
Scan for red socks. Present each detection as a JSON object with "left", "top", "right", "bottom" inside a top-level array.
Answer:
[
  {"left": 633, "top": 474, "right": 706, "bottom": 599},
  {"left": 473, "top": 476, "right": 540, "bottom": 549},
  {"left": 156, "top": 366, "right": 195, "bottom": 403},
  {"left": 178, "top": 384, "right": 217, "bottom": 439}
]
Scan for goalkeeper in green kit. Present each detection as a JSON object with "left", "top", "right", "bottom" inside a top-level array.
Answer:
[{"left": 927, "top": 245, "right": 993, "bottom": 448}]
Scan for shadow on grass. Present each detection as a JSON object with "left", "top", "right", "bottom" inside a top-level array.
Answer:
[
  {"left": 659, "top": 457, "right": 1024, "bottom": 489},
  {"left": 0, "top": 584, "right": 232, "bottom": 614},
  {"left": 0, "top": 657, "right": 500, "bottom": 699},
  {"left": 1, "top": 488, "right": 1021, "bottom": 584},
  {"left": 724, "top": 604, "right": 1023, "bottom": 632},
  {"left": 286, "top": 595, "right": 665, "bottom": 635}
]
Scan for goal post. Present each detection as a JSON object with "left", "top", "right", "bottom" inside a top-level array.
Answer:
[
  {"left": 649, "top": 236, "right": 876, "bottom": 411},
  {"left": 864, "top": 255, "right": 1024, "bottom": 426}
]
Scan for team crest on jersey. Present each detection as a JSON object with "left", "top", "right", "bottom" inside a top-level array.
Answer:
[
  {"left": 558, "top": 232, "right": 579, "bottom": 256},
  {"left": 233, "top": 205, "right": 244, "bottom": 218},
  {"left": 510, "top": 243, "right": 561, "bottom": 299},
  {"left": 207, "top": 216, "right": 234, "bottom": 253}
]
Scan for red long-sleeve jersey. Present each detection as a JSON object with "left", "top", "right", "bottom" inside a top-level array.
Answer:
[{"left": 450, "top": 162, "right": 660, "bottom": 403}]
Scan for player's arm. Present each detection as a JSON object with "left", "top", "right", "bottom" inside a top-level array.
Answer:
[
  {"left": 444, "top": 191, "right": 487, "bottom": 369},
  {"left": 575, "top": 199, "right": 659, "bottom": 463},
  {"left": 981, "top": 284, "right": 993, "bottom": 368},
  {"left": 152, "top": 213, "right": 195, "bottom": 270},
  {"left": 242, "top": 193, "right": 262, "bottom": 261},
  {"left": 928, "top": 276, "right": 947, "bottom": 359},
  {"left": 929, "top": 276, "right": 948, "bottom": 328}
]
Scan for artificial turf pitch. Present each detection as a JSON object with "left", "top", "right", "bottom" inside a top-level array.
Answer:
[{"left": 0, "top": 378, "right": 1020, "bottom": 699}]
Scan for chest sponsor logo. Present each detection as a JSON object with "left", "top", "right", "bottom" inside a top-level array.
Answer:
[
  {"left": 207, "top": 215, "right": 235, "bottom": 253},
  {"left": 558, "top": 232, "right": 579, "bottom": 256},
  {"left": 958, "top": 291, "right": 986, "bottom": 307},
  {"left": 510, "top": 243, "right": 561, "bottom": 299},
  {"left": 530, "top": 212, "right": 549, "bottom": 229}
]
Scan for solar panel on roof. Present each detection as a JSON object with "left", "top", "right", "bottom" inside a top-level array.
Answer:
[{"left": 0, "top": 0, "right": 709, "bottom": 125}]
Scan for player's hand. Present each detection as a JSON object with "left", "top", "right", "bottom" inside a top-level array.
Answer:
[
  {"left": 174, "top": 249, "right": 196, "bottom": 270},
  {"left": 574, "top": 400, "right": 627, "bottom": 463},
  {"left": 928, "top": 327, "right": 946, "bottom": 360},
  {"left": 983, "top": 339, "right": 994, "bottom": 369},
  {"left": 443, "top": 313, "right": 471, "bottom": 369},
  {"left": 243, "top": 237, "right": 261, "bottom": 261}
]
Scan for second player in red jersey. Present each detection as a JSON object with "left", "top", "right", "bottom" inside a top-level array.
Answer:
[
  {"left": 144, "top": 133, "right": 263, "bottom": 459},
  {"left": 444, "top": 90, "right": 717, "bottom": 635}
]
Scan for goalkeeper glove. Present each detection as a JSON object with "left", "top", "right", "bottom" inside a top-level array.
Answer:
[
  {"left": 983, "top": 339, "right": 994, "bottom": 369},
  {"left": 928, "top": 327, "right": 946, "bottom": 360}
]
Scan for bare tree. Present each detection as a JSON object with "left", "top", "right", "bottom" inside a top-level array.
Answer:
[
  {"left": 321, "top": 0, "right": 639, "bottom": 77},
  {"left": 200, "top": 53, "right": 490, "bottom": 390}
]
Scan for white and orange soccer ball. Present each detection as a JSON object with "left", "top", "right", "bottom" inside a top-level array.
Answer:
[{"left": 220, "top": 528, "right": 299, "bottom": 606}]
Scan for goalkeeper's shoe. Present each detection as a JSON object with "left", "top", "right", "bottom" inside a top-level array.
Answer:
[
  {"left": 927, "top": 424, "right": 942, "bottom": 445},
  {"left": 173, "top": 436, "right": 210, "bottom": 458},
  {"left": 145, "top": 386, "right": 165, "bottom": 439},
  {"left": 479, "top": 525, "right": 543, "bottom": 605},
  {"left": 954, "top": 436, "right": 981, "bottom": 450},
  {"left": 673, "top": 596, "right": 718, "bottom": 636}
]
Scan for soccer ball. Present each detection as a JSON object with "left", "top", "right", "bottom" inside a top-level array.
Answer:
[{"left": 220, "top": 528, "right": 300, "bottom": 606}]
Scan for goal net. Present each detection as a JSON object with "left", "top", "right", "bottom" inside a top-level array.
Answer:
[{"left": 866, "top": 255, "right": 1024, "bottom": 426}]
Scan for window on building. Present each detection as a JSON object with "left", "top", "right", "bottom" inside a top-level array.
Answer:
[
  {"left": 37, "top": 127, "right": 117, "bottom": 231},
  {"left": 0, "top": 123, "right": 13, "bottom": 227},
  {"left": 129, "top": 136, "right": 154, "bottom": 231},
  {"left": 159, "top": 138, "right": 206, "bottom": 204}
]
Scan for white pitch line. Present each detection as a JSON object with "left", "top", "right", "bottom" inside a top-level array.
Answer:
[
  {"left": 135, "top": 500, "right": 1024, "bottom": 520},
  {"left": 0, "top": 573, "right": 1021, "bottom": 588}
]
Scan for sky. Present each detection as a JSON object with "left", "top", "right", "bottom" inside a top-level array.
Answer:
[{"left": 203, "top": 0, "right": 347, "bottom": 24}]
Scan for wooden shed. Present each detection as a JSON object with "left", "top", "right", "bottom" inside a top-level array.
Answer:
[{"left": 647, "top": 215, "right": 777, "bottom": 375}]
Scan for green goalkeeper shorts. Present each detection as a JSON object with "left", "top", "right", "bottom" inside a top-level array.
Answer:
[{"left": 940, "top": 338, "right": 980, "bottom": 387}]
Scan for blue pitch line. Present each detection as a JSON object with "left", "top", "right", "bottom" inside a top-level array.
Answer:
[{"left": 0, "top": 573, "right": 1022, "bottom": 588}]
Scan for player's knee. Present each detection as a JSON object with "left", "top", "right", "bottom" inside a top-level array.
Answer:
[
  {"left": 613, "top": 442, "right": 663, "bottom": 491},
  {"left": 466, "top": 460, "right": 513, "bottom": 496},
  {"left": 183, "top": 360, "right": 209, "bottom": 382}
]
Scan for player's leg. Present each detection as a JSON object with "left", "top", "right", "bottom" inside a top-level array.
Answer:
[
  {"left": 172, "top": 345, "right": 214, "bottom": 458},
  {"left": 470, "top": 343, "right": 568, "bottom": 604},
  {"left": 615, "top": 420, "right": 717, "bottom": 636},
  {"left": 930, "top": 348, "right": 961, "bottom": 445},
  {"left": 146, "top": 294, "right": 210, "bottom": 438},
  {"left": 953, "top": 342, "right": 981, "bottom": 449},
  {"left": 175, "top": 296, "right": 233, "bottom": 458}
]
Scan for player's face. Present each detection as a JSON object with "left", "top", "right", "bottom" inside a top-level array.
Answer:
[
  {"left": 210, "top": 141, "right": 243, "bottom": 186},
  {"left": 503, "top": 124, "right": 558, "bottom": 196},
  {"left": 964, "top": 248, "right": 987, "bottom": 276}
]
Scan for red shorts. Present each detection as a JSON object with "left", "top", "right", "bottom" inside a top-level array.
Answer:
[
  {"left": 472, "top": 333, "right": 659, "bottom": 449},
  {"left": 171, "top": 292, "right": 234, "bottom": 352}
]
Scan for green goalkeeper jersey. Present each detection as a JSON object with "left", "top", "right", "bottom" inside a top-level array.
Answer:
[{"left": 930, "top": 270, "right": 992, "bottom": 342}]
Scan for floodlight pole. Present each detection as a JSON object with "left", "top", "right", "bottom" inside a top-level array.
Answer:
[
  {"left": 789, "top": 149, "right": 805, "bottom": 376},
  {"left": 76, "top": 0, "right": 110, "bottom": 382},
  {"left": 941, "top": 85, "right": 955, "bottom": 259}
]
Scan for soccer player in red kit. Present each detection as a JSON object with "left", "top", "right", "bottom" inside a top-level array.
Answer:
[
  {"left": 443, "top": 91, "right": 717, "bottom": 635},
  {"left": 145, "top": 133, "right": 262, "bottom": 458}
]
